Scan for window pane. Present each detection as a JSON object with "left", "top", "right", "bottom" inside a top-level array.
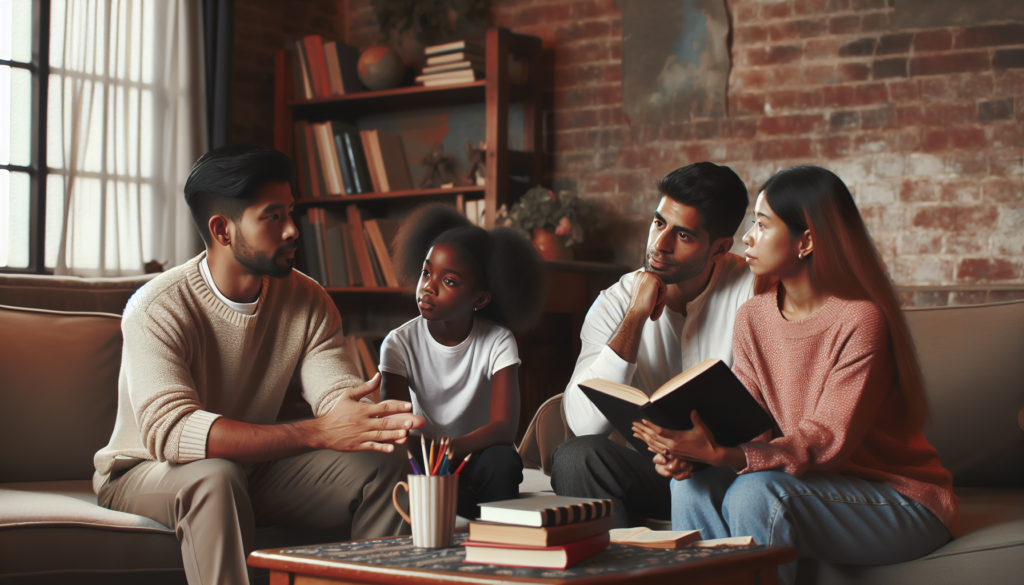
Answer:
[
  {"left": 0, "top": 65, "right": 32, "bottom": 166},
  {"left": 0, "top": 169, "right": 31, "bottom": 268},
  {"left": 0, "top": 0, "right": 33, "bottom": 63},
  {"left": 45, "top": 173, "right": 65, "bottom": 268}
]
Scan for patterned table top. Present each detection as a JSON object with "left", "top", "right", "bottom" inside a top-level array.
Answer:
[{"left": 262, "top": 533, "right": 772, "bottom": 582}]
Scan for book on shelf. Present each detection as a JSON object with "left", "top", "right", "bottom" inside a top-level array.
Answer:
[
  {"left": 462, "top": 531, "right": 609, "bottom": 569},
  {"left": 579, "top": 358, "right": 775, "bottom": 454},
  {"left": 464, "top": 199, "right": 485, "bottom": 227},
  {"left": 356, "top": 337, "right": 377, "bottom": 377},
  {"left": 415, "top": 69, "right": 482, "bottom": 86},
  {"left": 425, "top": 51, "right": 485, "bottom": 66},
  {"left": 363, "top": 219, "right": 400, "bottom": 287},
  {"left": 301, "top": 35, "right": 331, "bottom": 98},
  {"left": 359, "top": 129, "right": 413, "bottom": 193},
  {"left": 345, "top": 204, "right": 379, "bottom": 287},
  {"left": 299, "top": 212, "right": 323, "bottom": 284},
  {"left": 421, "top": 61, "right": 486, "bottom": 75},
  {"left": 322, "top": 40, "right": 364, "bottom": 95},
  {"left": 302, "top": 122, "right": 374, "bottom": 196},
  {"left": 291, "top": 41, "right": 315, "bottom": 100},
  {"left": 608, "top": 527, "right": 701, "bottom": 550},
  {"left": 321, "top": 209, "right": 352, "bottom": 287},
  {"left": 425, "top": 39, "right": 484, "bottom": 56},
  {"left": 468, "top": 515, "right": 614, "bottom": 548},
  {"left": 478, "top": 496, "right": 613, "bottom": 528},
  {"left": 299, "top": 123, "right": 326, "bottom": 197}
]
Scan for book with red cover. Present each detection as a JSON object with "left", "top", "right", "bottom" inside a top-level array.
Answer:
[
  {"left": 302, "top": 35, "right": 331, "bottom": 98},
  {"left": 462, "top": 532, "right": 609, "bottom": 569}
]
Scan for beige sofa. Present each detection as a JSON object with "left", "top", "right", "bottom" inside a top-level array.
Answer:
[
  {"left": 0, "top": 275, "right": 351, "bottom": 583},
  {"left": 519, "top": 300, "right": 1024, "bottom": 585}
]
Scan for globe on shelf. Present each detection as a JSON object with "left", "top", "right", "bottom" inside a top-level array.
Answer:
[{"left": 357, "top": 46, "right": 405, "bottom": 91}]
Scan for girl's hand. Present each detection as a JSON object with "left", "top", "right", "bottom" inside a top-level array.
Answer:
[
  {"left": 632, "top": 411, "right": 722, "bottom": 466},
  {"left": 652, "top": 452, "right": 693, "bottom": 481}
]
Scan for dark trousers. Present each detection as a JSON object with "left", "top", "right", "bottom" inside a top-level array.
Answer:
[
  {"left": 550, "top": 434, "right": 671, "bottom": 527},
  {"left": 412, "top": 443, "right": 524, "bottom": 520}
]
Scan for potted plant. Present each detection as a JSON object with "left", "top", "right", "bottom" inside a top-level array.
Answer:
[{"left": 497, "top": 186, "right": 596, "bottom": 261}]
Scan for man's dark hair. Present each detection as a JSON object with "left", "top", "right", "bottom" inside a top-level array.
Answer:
[
  {"left": 183, "top": 145, "right": 296, "bottom": 246},
  {"left": 656, "top": 162, "right": 749, "bottom": 241}
]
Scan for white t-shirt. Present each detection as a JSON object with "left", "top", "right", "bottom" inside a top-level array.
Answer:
[
  {"left": 198, "top": 256, "right": 259, "bottom": 315},
  {"left": 379, "top": 316, "right": 521, "bottom": 439},
  {"left": 562, "top": 253, "right": 756, "bottom": 437}
]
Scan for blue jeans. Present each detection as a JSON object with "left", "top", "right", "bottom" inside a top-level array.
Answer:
[{"left": 671, "top": 467, "right": 951, "bottom": 585}]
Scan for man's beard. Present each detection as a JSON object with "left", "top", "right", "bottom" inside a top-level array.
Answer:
[
  {"left": 234, "top": 232, "right": 295, "bottom": 279},
  {"left": 644, "top": 246, "right": 711, "bottom": 285}
]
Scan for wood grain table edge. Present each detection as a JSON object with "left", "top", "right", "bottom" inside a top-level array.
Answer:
[{"left": 248, "top": 543, "right": 798, "bottom": 585}]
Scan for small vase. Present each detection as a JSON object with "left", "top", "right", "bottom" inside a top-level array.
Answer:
[{"left": 531, "top": 228, "right": 573, "bottom": 261}]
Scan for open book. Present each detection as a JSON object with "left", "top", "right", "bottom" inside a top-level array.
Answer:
[
  {"left": 579, "top": 358, "right": 775, "bottom": 454},
  {"left": 609, "top": 527, "right": 701, "bottom": 549}
]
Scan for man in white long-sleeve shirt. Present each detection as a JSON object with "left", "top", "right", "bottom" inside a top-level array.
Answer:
[{"left": 552, "top": 162, "right": 755, "bottom": 527}]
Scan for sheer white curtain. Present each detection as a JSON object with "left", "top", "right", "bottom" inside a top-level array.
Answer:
[{"left": 48, "top": 0, "right": 207, "bottom": 276}]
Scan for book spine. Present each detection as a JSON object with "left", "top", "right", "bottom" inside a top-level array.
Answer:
[
  {"left": 345, "top": 204, "right": 378, "bottom": 287},
  {"left": 539, "top": 500, "right": 614, "bottom": 527},
  {"left": 311, "top": 208, "right": 330, "bottom": 286},
  {"left": 359, "top": 131, "right": 383, "bottom": 193},
  {"left": 299, "top": 213, "right": 322, "bottom": 283},
  {"left": 293, "top": 121, "right": 311, "bottom": 198},
  {"left": 334, "top": 133, "right": 354, "bottom": 195},
  {"left": 343, "top": 132, "right": 367, "bottom": 194},
  {"left": 293, "top": 42, "right": 314, "bottom": 99},
  {"left": 323, "top": 41, "right": 343, "bottom": 96},
  {"left": 304, "top": 124, "right": 324, "bottom": 198}
]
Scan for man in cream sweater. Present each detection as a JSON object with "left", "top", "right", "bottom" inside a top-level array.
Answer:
[
  {"left": 552, "top": 162, "right": 755, "bottom": 527},
  {"left": 93, "top": 145, "right": 425, "bottom": 585}
]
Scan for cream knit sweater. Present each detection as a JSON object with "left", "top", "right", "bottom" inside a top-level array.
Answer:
[{"left": 93, "top": 253, "right": 364, "bottom": 493}]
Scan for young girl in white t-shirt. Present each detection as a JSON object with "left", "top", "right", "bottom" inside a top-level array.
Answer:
[{"left": 379, "top": 203, "right": 546, "bottom": 519}]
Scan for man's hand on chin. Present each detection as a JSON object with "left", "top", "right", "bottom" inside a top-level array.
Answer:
[
  {"left": 311, "top": 373, "right": 426, "bottom": 453},
  {"left": 630, "top": 271, "right": 668, "bottom": 322}
]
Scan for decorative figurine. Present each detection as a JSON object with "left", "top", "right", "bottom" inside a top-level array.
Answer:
[
  {"left": 419, "top": 145, "right": 457, "bottom": 189},
  {"left": 465, "top": 140, "right": 486, "bottom": 186}
]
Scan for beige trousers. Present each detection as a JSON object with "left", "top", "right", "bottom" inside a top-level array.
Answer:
[{"left": 98, "top": 449, "right": 407, "bottom": 585}]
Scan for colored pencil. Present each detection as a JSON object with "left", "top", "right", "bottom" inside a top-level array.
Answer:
[
  {"left": 453, "top": 452, "right": 472, "bottom": 475},
  {"left": 428, "top": 438, "right": 436, "bottom": 473},
  {"left": 431, "top": 437, "right": 447, "bottom": 476},
  {"left": 437, "top": 446, "right": 449, "bottom": 476},
  {"left": 420, "top": 437, "right": 429, "bottom": 476},
  {"left": 406, "top": 448, "right": 423, "bottom": 475}
]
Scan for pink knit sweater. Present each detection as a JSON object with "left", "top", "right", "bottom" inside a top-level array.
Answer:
[{"left": 732, "top": 288, "right": 959, "bottom": 536}]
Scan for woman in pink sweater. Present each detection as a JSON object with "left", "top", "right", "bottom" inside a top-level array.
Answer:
[{"left": 632, "top": 166, "right": 957, "bottom": 584}]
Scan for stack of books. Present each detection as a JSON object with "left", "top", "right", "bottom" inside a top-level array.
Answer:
[
  {"left": 292, "top": 35, "right": 364, "bottom": 99},
  {"left": 416, "top": 39, "right": 485, "bottom": 87},
  {"left": 463, "top": 496, "right": 614, "bottom": 569}
]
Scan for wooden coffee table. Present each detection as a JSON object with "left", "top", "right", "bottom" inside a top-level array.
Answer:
[{"left": 248, "top": 535, "right": 797, "bottom": 585}]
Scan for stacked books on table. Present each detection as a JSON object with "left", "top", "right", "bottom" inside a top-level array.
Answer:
[
  {"left": 416, "top": 39, "right": 485, "bottom": 87},
  {"left": 463, "top": 496, "right": 615, "bottom": 569}
]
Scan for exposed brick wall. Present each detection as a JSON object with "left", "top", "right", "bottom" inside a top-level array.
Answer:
[
  {"left": 231, "top": 0, "right": 346, "bottom": 146},
  {"left": 340, "top": 0, "right": 1024, "bottom": 297}
]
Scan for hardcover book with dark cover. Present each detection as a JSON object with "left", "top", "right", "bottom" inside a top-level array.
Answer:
[{"left": 579, "top": 359, "right": 775, "bottom": 453}]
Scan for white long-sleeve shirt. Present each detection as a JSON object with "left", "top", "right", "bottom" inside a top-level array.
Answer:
[{"left": 563, "top": 253, "right": 755, "bottom": 437}]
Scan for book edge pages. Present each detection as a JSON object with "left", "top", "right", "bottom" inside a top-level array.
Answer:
[
  {"left": 578, "top": 379, "right": 648, "bottom": 406},
  {"left": 649, "top": 358, "right": 721, "bottom": 402}
]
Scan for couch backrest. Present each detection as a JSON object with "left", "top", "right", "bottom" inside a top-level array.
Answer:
[
  {"left": 904, "top": 300, "right": 1024, "bottom": 488},
  {"left": 0, "top": 272, "right": 154, "bottom": 314},
  {"left": 0, "top": 305, "right": 122, "bottom": 482}
]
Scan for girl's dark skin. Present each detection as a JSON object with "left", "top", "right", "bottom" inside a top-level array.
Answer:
[{"left": 380, "top": 244, "right": 520, "bottom": 462}]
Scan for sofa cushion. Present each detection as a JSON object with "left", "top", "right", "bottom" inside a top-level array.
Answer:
[
  {"left": 904, "top": 300, "right": 1024, "bottom": 488},
  {"left": 0, "top": 272, "right": 155, "bottom": 314},
  {"left": 0, "top": 305, "right": 122, "bottom": 483},
  {"left": 0, "top": 480, "right": 182, "bottom": 580},
  {"left": 797, "top": 486, "right": 1024, "bottom": 585}
]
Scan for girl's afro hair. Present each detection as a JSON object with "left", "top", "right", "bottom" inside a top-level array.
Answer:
[{"left": 391, "top": 203, "right": 548, "bottom": 333}]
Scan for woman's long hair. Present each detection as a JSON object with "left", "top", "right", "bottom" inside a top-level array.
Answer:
[{"left": 757, "top": 166, "right": 928, "bottom": 429}]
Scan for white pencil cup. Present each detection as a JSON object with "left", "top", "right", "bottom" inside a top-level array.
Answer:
[{"left": 392, "top": 474, "right": 459, "bottom": 549}]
